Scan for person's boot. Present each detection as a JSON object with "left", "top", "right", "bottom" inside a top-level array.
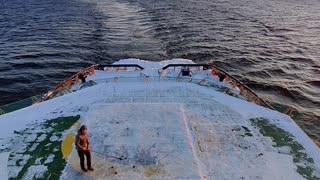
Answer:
[
  {"left": 88, "top": 167, "right": 94, "bottom": 171},
  {"left": 81, "top": 167, "right": 88, "bottom": 172}
]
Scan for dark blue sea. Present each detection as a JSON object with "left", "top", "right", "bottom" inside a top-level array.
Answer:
[{"left": 0, "top": 0, "right": 319, "bottom": 144}]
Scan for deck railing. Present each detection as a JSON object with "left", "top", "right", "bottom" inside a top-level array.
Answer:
[
  {"left": 162, "top": 63, "right": 276, "bottom": 111},
  {"left": 0, "top": 64, "right": 145, "bottom": 115},
  {"left": 1, "top": 62, "right": 297, "bottom": 117},
  {"left": 0, "top": 95, "right": 43, "bottom": 115}
]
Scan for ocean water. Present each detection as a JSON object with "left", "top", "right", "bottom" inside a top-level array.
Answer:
[{"left": 0, "top": 0, "right": 319, "bottom": 145}]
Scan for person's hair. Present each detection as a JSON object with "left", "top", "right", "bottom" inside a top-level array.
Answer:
[{"left": 79, "top": 125, "right": 87, "bottom": 133}]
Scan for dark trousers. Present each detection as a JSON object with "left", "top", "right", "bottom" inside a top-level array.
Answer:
[{"left": 77, "top": 150, "right": 92, "bottom": 169}]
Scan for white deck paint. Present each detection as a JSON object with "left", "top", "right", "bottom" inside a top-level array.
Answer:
[{"left": 0, "top": 152, "right": 10, "bottom": 180}]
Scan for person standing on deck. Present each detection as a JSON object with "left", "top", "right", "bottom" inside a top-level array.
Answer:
[
  {"left": 75, "top": 125, "right": 94, "bottom": 172},
  {"left": 78, "top": 73, "right": 86, "bottom": 83}
]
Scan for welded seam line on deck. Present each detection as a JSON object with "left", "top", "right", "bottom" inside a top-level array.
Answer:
[{"left": 180, "top": 105, "right": 206, "bottom": 180}]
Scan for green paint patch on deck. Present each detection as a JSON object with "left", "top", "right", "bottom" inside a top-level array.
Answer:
[
  {"left": 250, "top": 117, "right": 319, "bottom": 180},
  {"left": 0, "top": 115, "right": 80, "bottom": 179}
]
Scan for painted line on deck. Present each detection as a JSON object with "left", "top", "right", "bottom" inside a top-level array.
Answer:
[
  {"left": 180, "top": 105, "right": 206, "bottom": 180},
  {"left": 0, "top": 152, "right": 10, "bottom": 180}
]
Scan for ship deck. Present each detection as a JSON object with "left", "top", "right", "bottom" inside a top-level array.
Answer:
[
  {"left": 0, "top": 59, "right": 320, "bottom": 179},
  {"left": 0, "top": 81, "right": 319, "bottom": 179}
]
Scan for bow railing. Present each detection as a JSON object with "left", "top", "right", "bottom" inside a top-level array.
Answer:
[{"left": 1, "top": 62, "right": 298, "bottom": 117}]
